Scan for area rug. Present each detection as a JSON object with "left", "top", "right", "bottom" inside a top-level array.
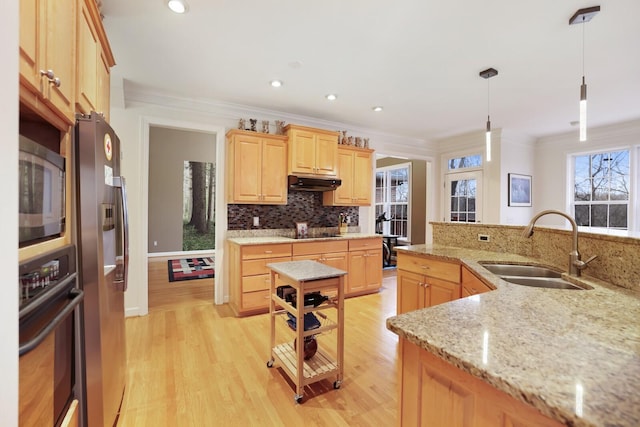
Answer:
[{"left": 167, "top": 257, "right": 215, "bottom": 282}]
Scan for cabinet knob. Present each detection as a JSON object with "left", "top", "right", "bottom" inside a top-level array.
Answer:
[
  {"left": 264, "top": 250, "right": 272, "bottom": 254},
  {"left": 421, "top": 265, "right": 430, "bottom": 270},
  {"left": 40, "top": 69, "right": 61, "bottom": 87},
  {"left": 40, "top": 69, "right": 55, "bottom": 79}
]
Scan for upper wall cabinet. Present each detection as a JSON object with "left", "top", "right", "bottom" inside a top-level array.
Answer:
[
  {"left": 77, "top": 0, "right": 115, "bottom": 121},
  {"left": 323, "top": 145, "right": 373, "bottom": 206},
  {"left": 20, "top": 0, "right": 76, "bottom": 129},
  {"left": 284, "top": 125, "right": 338, "bottom": 176},
  {"left": 226, "top": 130, "right": 288, "bottom": 204}
]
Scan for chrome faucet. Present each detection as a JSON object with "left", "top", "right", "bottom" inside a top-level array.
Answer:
[{"left": 522, "top": 209, "right": 597, "bottom": 277}]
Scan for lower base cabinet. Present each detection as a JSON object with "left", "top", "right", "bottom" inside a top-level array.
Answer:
[
  {"left": 396, "top": 252, "right": 461, "bottom": 314},
  {"left": 227, "top": 242, "right": 292, "bottom": 316},
  {"left": 399, "top": 339, "right": 564, "bottom": 427},
  {"left": 228, "top": 237, "right": 383, "bottom": 316},
  {"left": 347, "top": 238, "right": 382, "bottom": 295}
]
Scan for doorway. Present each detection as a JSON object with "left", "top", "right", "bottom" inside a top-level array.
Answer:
[
  {"left": 147, "top": 126, "right": 218, "bottom": 309},
  {"left": 138, "top": 116, "right": 227, "bottom": 316}
]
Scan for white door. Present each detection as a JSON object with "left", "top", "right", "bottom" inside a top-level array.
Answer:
[{"left": 444, "top": 171, "right": 482, "bottom": 223}]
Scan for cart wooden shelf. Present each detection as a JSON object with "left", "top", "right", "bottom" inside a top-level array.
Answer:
[{"left": 266, "top": 260, "right": 347, "bottom": 403}]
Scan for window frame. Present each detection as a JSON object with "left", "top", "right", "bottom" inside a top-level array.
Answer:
[
  {"left": 375, "top": 162, "right": 412, "bottom": 241},
  {"left": 569, "top": 146, "right": 637, "bottom": 235}
]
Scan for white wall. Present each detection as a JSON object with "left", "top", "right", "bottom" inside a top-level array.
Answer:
[
  {"left": 3, "top": 0, "right": 19, "bottom": 424},
  {"left": 534, "top": 119, "right": 640, "bottom": 228},
  {"left": 109, "top": 100, "right": 228, "bottom": 316},
  {"left": 501, "top": 130, "right": 535, "bottom": 225}
]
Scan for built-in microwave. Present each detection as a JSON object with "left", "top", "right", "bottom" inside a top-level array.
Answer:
[{"left": 18, "top": 135, "right": 66, "bottom": 247}]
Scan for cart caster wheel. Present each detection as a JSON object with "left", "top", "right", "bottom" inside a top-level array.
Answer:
[
  {"left": 294, "top": 394, "right": 303, "bottom": 404},
  {"left": 333, "top": 380, "right": 341, "bottom": 389},
  {"left": 266, "top": 360, "right": 274, "bottom": 368}
]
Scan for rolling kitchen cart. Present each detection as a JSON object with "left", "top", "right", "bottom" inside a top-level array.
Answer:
[{"left": 266, "top": 260, "right": 347, "bottom": 403}]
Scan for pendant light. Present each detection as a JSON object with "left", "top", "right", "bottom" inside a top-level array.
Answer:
[
  {"left": 569, "top": 6, "right": 600, "bottom": 142},
  {"left": 479, "top": 68, "right": 498, "bottom": 162}
]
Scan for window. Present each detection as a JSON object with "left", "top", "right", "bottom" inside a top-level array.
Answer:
[
  {"left": 445, "top": 171, "right": 481, "bottom": 223},
  {"left": 448, "top": 154, "right": 482, "bottom": 170},
  {"left": 375, "top": 164, "right": 410, "bottom": 239},
  {"left": 572, "top": 150, "right": 630, "bottom": 230},
  {"left": 444, "top": 154, "right": 483, "bottom": 223}
]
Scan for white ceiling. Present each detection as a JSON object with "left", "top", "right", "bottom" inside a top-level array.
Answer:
[{"left": 101, "top": 0, "right": 640, "bottom": 142}]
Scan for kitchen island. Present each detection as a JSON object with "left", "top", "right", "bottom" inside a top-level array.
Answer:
[{"left": 386, "top": 244, "right": 640, "bottom": 427}]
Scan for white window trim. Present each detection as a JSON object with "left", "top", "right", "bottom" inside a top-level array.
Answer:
[
  {"left": 444, "top": 170, "right": 483, "bottom": 223},
  {"left": 567, "top": 145, "right": 638, "bottom": 235},
  {"left": 375, "top": 162, "right": 412, "bottom": 241}
]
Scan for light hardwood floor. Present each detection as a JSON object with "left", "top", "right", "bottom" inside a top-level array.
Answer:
[{"left": 118, "top": 260, "right": 399, "bottom": 426}]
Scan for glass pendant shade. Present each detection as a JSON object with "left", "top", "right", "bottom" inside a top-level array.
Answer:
[
  {"left": 485, "top": 117, "right": 492, "bottom": 162},
  {"left": 579, "top": 77, "right": 587, "bottom": 142}
]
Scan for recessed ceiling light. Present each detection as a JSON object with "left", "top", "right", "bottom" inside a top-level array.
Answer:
[
  {"left": 270, "top": 80, "right": 283, "bottom": 88},
  {"left": 326, "top": 94, "right": 337, "bottom": 101},
  {"left": 372, "top": 106, "right": 383, "bottom": 112},
  {"left": 167, "top": 0, "right": 188, "bottom": 13}
]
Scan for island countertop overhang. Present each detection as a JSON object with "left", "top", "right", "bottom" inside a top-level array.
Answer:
[{"left": 387, "top": 244, "right": 640, "bottom": 427}]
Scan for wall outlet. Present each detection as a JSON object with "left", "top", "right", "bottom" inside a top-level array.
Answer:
[
  {"left": 253, "top": 217, "right": 260, "bottom": 227},
  {"left": 153, "top": 240, "right": 158, "bottom": 246},
  {"left": 478, "top": 234, "right": 490, "bottom": 242}
]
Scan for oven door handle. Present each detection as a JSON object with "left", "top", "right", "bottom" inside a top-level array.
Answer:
[
  {"left": 19, "top": 272, "right": 77, "bottom": 320},
  {"left": 19, "top": 289, "right": 84, "bottom": 356}
]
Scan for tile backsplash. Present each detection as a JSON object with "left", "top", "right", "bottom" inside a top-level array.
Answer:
[{"left": 227, "top": 191, "right": 359, "bottom": 231}]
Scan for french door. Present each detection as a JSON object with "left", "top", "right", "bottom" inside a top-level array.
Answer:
[{"left": 444, "top": 171, "right": 482, "bottom": 223}]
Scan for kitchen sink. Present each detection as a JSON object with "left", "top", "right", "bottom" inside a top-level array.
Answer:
[
  {"left": 480, "top": 263, "right": 562, "bottom": 278},
  {"left": 501, "top": 276, "right": 585, "bottom": 290},
  {"left": 479, "top": 262, "right": 589, "bottom": 290}
]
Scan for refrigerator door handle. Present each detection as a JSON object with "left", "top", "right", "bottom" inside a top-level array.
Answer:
[{"left": 112, "top": 176, "right": 129, "bottom": 291}]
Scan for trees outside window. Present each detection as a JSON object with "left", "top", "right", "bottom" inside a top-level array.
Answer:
[
  {"left": 573, "top": 150, "right": 630, "bottom": 230},
  {"left": 444, "top": 154, "right": 483, "bottom": 223}
]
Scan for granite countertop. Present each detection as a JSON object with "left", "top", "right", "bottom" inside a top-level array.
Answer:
[
  {"left": 266, "top": 260, "right": 347, "bottom": 282},
  {"left": 387, "top": 244, "right": 640, "bottom": 427},
  {"left": 227, "top": 233, "right": 380, "bottom": 245}
]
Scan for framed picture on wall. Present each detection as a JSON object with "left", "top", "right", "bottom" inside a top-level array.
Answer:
[{"left": 508, "top": 173, "right": 532, "bottom": 206}]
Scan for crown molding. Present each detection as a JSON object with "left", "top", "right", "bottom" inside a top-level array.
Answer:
[{"left": 122, "top": 79, "right": 432, "bottom": 155}]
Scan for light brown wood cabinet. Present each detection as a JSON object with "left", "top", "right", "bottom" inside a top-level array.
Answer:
[
  {"left": 76, "top": 0, "right": 115, "bottom": 120},
  {"left": 396, "top": 252, "right": 461, "bottom": 314},
  {"left": 228, "top": 237, "right": 383, "bottom": 316},
  {"left": 293, "top": 240, "right": 349, "bottom": 292},
  {"left": 285, "top": 124, "right": 338, "bottom": 176},
  {"left": 347, "top": 238, "right": 382, "bottom": 295},
  {"left": 461, "top": 265, "right": 494, "bottom": 298},
  {"left": 292, "top": 238, "right": 382, "bottom": 297},
  {"left": 323, "top": 146, "right": 373, "bottom": 206},
  {"left": 399, "top": 339, "right": 564, "bottom": 427},
  {"left": 227, "top": 242, "right": 292, "bottom": 316},
  {"left": 20, "top": 0, "right": 76, "bottom": 129},
  {"left": 226, "top": 130, "right": 288, "bottom": 204}
]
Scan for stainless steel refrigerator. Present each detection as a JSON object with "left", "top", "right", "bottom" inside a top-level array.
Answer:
[{"left": 75, "top": 112, "right": 128, "bottom": 427}]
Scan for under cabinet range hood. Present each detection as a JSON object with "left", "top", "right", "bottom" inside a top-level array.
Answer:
[{"left": 288, "top": 175, "right": 341, "bottom": 192}]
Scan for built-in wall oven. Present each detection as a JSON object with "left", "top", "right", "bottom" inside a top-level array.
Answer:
[{"left": 19, "top": 245, "right": 83, "bottom": 426}]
